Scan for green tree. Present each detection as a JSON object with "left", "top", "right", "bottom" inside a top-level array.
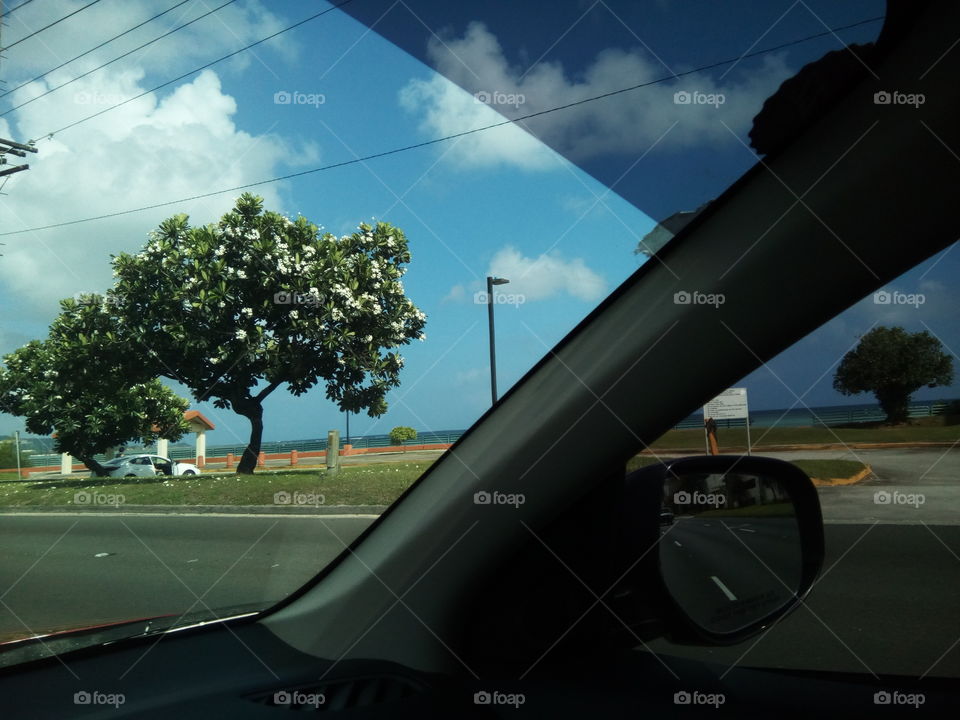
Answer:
[
  {"left": 109, "top": 194, "right": 426, "bottom": 474},
  {"left": 833, "top": 326, "right": 954, "bottom": 424},
  {"left": 0, "top": 439, "right": 22, "bottom": 469},
  {"left": 0, "top": 297, "right": 189, "bottom": 475},
  {"left": 389, "top": 425, "right": 417, "bottom": 449}
]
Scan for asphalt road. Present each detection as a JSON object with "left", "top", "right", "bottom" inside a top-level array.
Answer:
[
  {"left": 0, "top": 515, "right": 373, "bottom": 642},
  {"left": 2, "top": 448, "right": 958, "bottom": 677}
]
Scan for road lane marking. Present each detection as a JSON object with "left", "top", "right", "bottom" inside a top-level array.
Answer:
[
  {"left": 710, "top": 575, "right": 737, "bottom": 601},
  {"left": 674, "top": 540, "right": 683, "bottom": 547}
]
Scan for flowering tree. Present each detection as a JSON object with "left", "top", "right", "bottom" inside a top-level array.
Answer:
[
  {"left": 109, "top": 193, "right": 426, "bottom": 474},
  {"left": 0, "top": 297, "right": 190, "bottom": 476}
]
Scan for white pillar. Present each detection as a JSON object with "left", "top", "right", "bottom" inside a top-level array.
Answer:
[
  {"left": 157, "top": 438, "right": 169, "bottom": 458},
  {"left": 60, "top": 453, "right": 72, "bottom": 475},
  {"left": 195, "top": 429, "right": 206, "bottom": 464}
]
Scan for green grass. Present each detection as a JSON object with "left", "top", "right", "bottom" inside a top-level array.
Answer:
[
  {"left": 0, "top": 463, "right": 432, "bottom": 508},
  {"left": 649, "top": 423, "right": 960, "bottom": 450},
  {"left": 791, "top": 459, "right": 866, "bottom": 480}
]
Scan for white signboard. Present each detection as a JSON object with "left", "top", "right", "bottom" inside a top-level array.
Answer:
[
  {"left": 703, "top": 388, "right": 750, "bottom": 455},
  {"left": 703, "top": 387, "right": 749, "bottom": 420}
]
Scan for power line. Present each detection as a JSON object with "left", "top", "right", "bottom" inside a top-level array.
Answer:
[
  {"left": 0, "top": 0, "right": 38, "bottom": 19},
  {"left": 1, "top": 0, "right": 238, "bottom": 116},
  {"left": 1, "top": 0, "right": 194, "bottom": 99},
  {"left": 0, "top": 14, "right": 884, "bottom": 238},
  {"left": 2, "top": 0, "right": 103, "bottom": 51},
  {"left": 28, "top": 0, "right": 354, "bottom": 135}
]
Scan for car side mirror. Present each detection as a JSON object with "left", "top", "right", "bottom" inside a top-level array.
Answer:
[{"left": 622, "top": 455, "right": 824, "bottom": 645}]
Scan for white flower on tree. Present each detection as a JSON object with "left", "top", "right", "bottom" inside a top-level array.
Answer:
[{"left": 108, "top": 193, "right": 427, "bottom": 475}]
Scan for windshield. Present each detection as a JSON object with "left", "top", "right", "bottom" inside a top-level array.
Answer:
[{"left": 0, "top": 0, "right": 916, "bottom": 669}]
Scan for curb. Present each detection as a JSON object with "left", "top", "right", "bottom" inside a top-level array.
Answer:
[
  {"left": 0, "top": 504, "right": 389, "bottom": 516},
  {"left": 810, "top": 465, "right": 874, "bottom": 487}
]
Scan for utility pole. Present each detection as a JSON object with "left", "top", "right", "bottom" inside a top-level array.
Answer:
[
  {"left": 0, "top": 2, "right": 39, "bottom": 184},
  {"left": 0, "top": 136, "right": 37, "bottom": 180}
]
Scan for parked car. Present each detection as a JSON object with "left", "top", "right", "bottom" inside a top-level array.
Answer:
[{"left": 98, "top": 454, "right": 198, "bottom": 478}]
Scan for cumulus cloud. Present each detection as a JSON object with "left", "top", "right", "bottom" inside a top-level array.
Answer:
[
  {"left": 0, "top": 2, "right": 311, "bottom": 341},
  {"left": 488, "top": 246, "right": 605, "bottom": 302},
  {"left": 400, "top": 21, "right": 793, "bottom": 168}
]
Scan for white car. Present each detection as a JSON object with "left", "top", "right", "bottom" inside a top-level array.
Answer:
[{"left": 98, "top": 454, "right": 199, "bottom": 478}]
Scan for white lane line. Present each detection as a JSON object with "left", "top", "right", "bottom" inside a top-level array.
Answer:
[
  {"left": 738, "top": 527, "right": 756, "bottom": 533},
  {"left": 674, "top": 540, "right": 683, "bottom": 547},
  {"left": 710, "top": 575, "right": 737, "bottom": 601}
]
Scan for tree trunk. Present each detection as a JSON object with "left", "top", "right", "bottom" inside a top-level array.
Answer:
[
  {"left": 876, "top": 386, "right": 911, "bottom": 425},
  {"left": 79, "top": 456, "right": 109, "bottom": 477},
  {"left": 235, "top": 401, "right": 264, "bottom": 475}
]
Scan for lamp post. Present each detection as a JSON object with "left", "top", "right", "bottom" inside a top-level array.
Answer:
[{"left": 487, "top": 276, "right": 509, "bottom": 404}]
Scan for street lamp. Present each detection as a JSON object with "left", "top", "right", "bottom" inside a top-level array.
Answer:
[{"left": 487, "top": 276, "right": 509, "bottom": 404}]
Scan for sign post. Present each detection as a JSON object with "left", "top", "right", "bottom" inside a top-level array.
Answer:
[{"left": 703, "top": 388, "right": 751, "bottom": 455}]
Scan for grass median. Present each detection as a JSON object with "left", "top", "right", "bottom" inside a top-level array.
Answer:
[
  {"left": 0, "top": 453, "right": 880, "bottom": 509},
  {"left": 0, "top": 463, "right": 431, "bottom": 508},
  {"left": 649, "top": 422, "right": 960, "bottom": 450}
]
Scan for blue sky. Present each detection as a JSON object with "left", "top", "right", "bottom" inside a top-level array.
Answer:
[{"left": 1, "top": 0, "right": 957, "bottom": 447}]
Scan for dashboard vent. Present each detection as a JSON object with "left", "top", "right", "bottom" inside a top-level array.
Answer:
[{"left": 249, "top": 674, "right": 425, "bottom": 712}]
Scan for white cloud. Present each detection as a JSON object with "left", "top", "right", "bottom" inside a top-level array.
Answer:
[
  {"left": 401, "top": 21, "right": 793, "bottom": 168},
  {"left": 488, "top": 246, "right": 605, "bottom": 302},
  {"left": 0, "top": 0, "right": 315, "bottom": 343},
  {"left": 398, "top": 73, "right": 558, "bottom": 170},
  {"left": 441, "top": 284, "right": 466, "bottom": 303}
]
